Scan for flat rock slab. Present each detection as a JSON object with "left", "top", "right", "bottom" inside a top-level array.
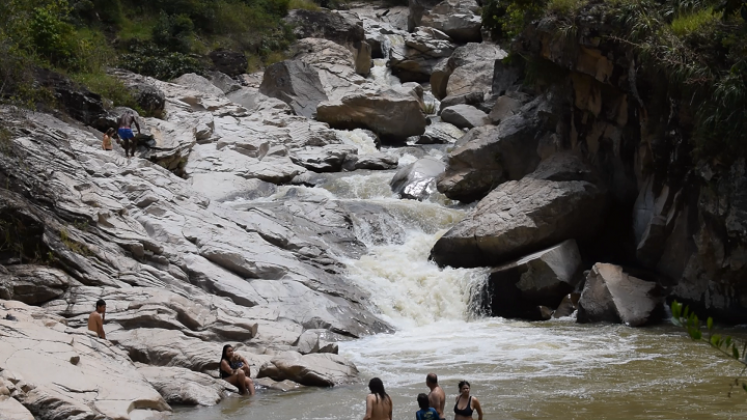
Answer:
[
  {"left": 440, "top": 104, "right": 490, "bottom": 129},
  {"left": 258, "top": 353, "right": 358, "bottom": 387},
  {"left": 577, "top": 263, "right": 666, "bottom": 326},
  {"left": 137, "top": 365, "right": 236, "bottom": 406}
]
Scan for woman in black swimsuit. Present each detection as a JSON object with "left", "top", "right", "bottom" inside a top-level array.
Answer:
[
  {"left": 453, "top": 380, "right": 483, "bottom": 420},
  {"left": 219, "top": 344, "right": 256, "bottom": 395}
]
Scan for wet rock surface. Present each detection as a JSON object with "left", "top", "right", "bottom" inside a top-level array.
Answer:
[{"left": 390, "top": 157, "right": 445, "bottom": 200}]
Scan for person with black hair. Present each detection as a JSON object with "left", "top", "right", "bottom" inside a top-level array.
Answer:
[
  {"left": 219, "top": 344, "right": 255, "bottom": 395},
  {"left": 454, "top": 380, "right": 483, "bottom": 420},
  {"left": 364, "top": 377, "right": 392, "bottom": 420},
  {"left": 87, "top": 299, "right": 106, "bottom": 339},
  {"left": 416, "top": 393, "right": 439, "bottom": 420}
]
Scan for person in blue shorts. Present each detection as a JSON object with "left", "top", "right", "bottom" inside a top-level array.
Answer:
[
  {"left": 416, "top": 393, "right": 439, "bottom": 420},
  {"left": 117, "top": 111, "right": 141, "bottom": 158}
]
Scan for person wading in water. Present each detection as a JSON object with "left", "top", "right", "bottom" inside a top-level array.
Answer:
[
  {"left": 453, "top": 380, "right": 483, "bottom": 420},
  {"left": 426, "top": 373, "right": 446, "bottom": 420},
  {"left": 117, "top": 111, "right": 141, "bottom": 158},
  {"left": 364, "top": 377, "right": 392, "bottom": 420}
]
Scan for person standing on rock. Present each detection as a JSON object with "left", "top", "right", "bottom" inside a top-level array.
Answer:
[
  {"left": 426, "top": 373, "right": 446, "bottom": 420},
  {"left": 364, "top": 377, "right": 392, "bottom": 420},
  {"left": 117, "top": 110, "right": 141, "bottom": 158},
  {"left": 453, "top": 381, "right": 483, "bottom": 420},
  {"left": 87, "top": 299, "right": 106, "bottom": 339},
  {"left": 219, "top": 344, "right": 255, "bottom": 395}
]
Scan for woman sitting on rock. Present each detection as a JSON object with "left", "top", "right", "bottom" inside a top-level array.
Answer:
[{"left": 219, "top": 344, "right": 255, "bottom": 395}]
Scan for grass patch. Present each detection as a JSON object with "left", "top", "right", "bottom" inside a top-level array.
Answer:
[
  {"left": 670, "top": 8, "right": 719, "bottom": 38},
  {"left": 118, "top": 16, "right": 157, "bottom": 44},
  {"left": 288, "top": 0, "right": 321, "bottom": 11},
  {"left": 547, "top": 0, "right": 587, "bottom": 16},
  {"left": 246, "top": 54, "right": 264, "bottom": 73},
  {"left": 264, "top": 51, "right": 287, "bottom": 66},
  {"left": 70, "top": 71, "right": 141, "bottom": 110},
  {"left": 60, "top": 227, "right": 92, "bottom": 256}
]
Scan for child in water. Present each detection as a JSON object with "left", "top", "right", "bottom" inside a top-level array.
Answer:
[{"left": 416, "top": 393, "right": 439, "bottom": 420}]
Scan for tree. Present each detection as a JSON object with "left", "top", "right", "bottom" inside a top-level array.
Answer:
[{"left": 671, "top": 301, "right": 747, "bottom": 396}]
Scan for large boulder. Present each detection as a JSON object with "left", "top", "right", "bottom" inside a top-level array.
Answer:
[
  {"left": 437, "top": 94, "right": 560, "bottom": 202},
  {"left": 482, "top": 240, "right": 583, "bottom": 320},
  {"left": 419, "top": 0, "right": 482, "bottom": 42},
  {"left": 431, "top": 43, "right": 506, "bottom": 100},
  {"left": 417, "top": 118, "right": 465, "bottom": 144},
  {"left": 127, "top": 83, "right": 167, "bottom": 117},
  {"left": 390, "top": 27, "right": 456, "bottom": 83},
  {"left": 259, "top": 60, "right": 329, "bottom": 119},
  {"left": 208, "top": 49, "right": 248, "bottom": 77},
  {"left": 258, "top": 353, "right": 358, "bottom": 387},
  {"left": 431, "top": 153, "right": 607, "bottom": 267},
  {"left": 355, "top": 41, "right": 373, "bottom": 76},
  {"left": 33, "top": 67, "right": 108, "bottom": 128},
  {"left": 390, "top": 157, "right": 445, "bottom": 200},
  {"left": 440, "top": 104, "right": 490, "bottom": 129},
  {"left": 137, "top": 365, "right": 236, "bottom": 406},
  {"left": 284, "top": 9, "right": 365, "bottom": 50},
  {"left": 316, "top": 85, "right": 427, "bottom": 142},
  {"left": 577, "top": 263, "right": 666, "bottom": 326},
  {"left": 0, "top": 265, "right": 72, "bottom": 305},
  {"left": 408, "top": 0, "right": 446, "bottom": 31}
]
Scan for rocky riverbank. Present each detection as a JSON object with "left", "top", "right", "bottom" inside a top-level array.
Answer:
[{"left": 1, "top": 0, "right": 746, "bottom": 419}]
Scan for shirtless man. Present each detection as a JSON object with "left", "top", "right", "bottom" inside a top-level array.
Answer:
[
  {"left": 117, "top": 111, "right": 141, "bottom": 158},
  {"left": 87, "top": 299, "right": 106, "bottom": 339},
  {"left": 364, "top": 377, "right": 392, "bottom": 420},
  {"left": 426, "top": 373, "right": 446, "bottom": 420}
]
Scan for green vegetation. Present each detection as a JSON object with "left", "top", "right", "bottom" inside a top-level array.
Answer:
[
  {"left": 0, "top": 0, "right": 298, "bottom": 108},
  {"left": 483, "top": 0, "right": 747, "bottom": 162},
  {"left": 671, "top": 301, "right": 747, "bottom": 396}
]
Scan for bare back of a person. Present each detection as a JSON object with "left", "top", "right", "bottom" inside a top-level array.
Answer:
[
  {"left": 118, "top": 113, "right": 135, "bottom": 129},
  {"left": 429, "top": 386, "right": 446, "bottom": 419},
  {"left": 87, "top": 311, "right": 103, "bottom": 338},
  {"left": 368, "top": 394, "right": 392, "bottom": 420}
]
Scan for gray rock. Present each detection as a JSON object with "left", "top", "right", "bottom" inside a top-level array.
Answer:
[
  {"left": 258, "top": 353, "right": 358, "bottom": 387},
  {"left": 431, "top": 153, "right": 607, "bottom": 267},
  {"left": 437, "top": 94, "right": 560, "bottom": 202},
  {"left": 390, "top": 157, "right": 445, "bottom": 200},
  {"left": 408, "top": 0, "right": 446, "bottom": 31},
  {"left": 553, "top": 293, "right": 581, "bottom": 318},
  {"left": 208, "top": 71, "right": 242, "bottom": 94},
  {"left": 417, "top": 118, "right": 465, "bottom": 144},
  {"left": 488, "top": 93, "right": 528, "bottom": 124},
  {"left": 577, "top": 263, "right": 666, "bottom": 326},
  {"left": 390, "top": 27, "right": 456, "bottom": 83},
  {"left": 431, "top": 43, "right": 506, "bottom": 100},
  {"left": 0, "top": 266, "right": 72, "bottom": 305},
  {"left": 419, "top": 0, "right": 482, "bottom": 42},
  {"left": 259, "top": 60, "right": 329, "bottom": 119},
  {"left": 137, "top": 365, "right": 236, "bottom": 406},
  {"left": 355, "top": 153, "right": 399, "bottom": 170},
  {"left": 483, "top": 240, "right": 583, "bottom": 320},
  {"left": 130, "top": 84, "right": 166, "bottom": 117},
  {"left": 317, "top": 85, "right": 427, "bottom": 142},
  {"left": 291, "top": 145, "right": 359, "bottom": 173},
  {"left": 439, "top": 91, "right": 485, "bottom": 112},
  {"left": 440, "top": 104, "right": 490, "bottom": 129},
  {"left": 492, "top": 58, "right": 523, "bottom": 96}
]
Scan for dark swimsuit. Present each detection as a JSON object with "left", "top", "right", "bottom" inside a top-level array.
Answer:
[
  {"left": 219, "top": 359, "right": 244, "bottom": 379},
  {"left": 454, "top": 396, "right": 474, "bottom": 417}
]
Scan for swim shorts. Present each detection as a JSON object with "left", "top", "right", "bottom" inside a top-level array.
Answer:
[{"left": 118, "top": 128, "right": 134, "bottom": 140}]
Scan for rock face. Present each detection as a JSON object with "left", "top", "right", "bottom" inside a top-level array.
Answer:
[
  {"left": 431, "top": 154, "right": 607, "bottom": 268},
  {"left": 208, "top": 49, "right": 248, "bottom": 77},
  {"left": 258, "top": 353, "right": 358, "bottom": 387},
  {"left": 355, "top": 41, "right": 372, "bottom": 76},
  {"left": 577, "top": 264, "right": 666, "bottom": 326},
  {"left": 316, "top": 85, "right": 427, "bottom": 142},
  {"left": 285, "top": 9, "right": 365, "bottom": 50},
  {"left": 259, "top": 60, "right": 329, "bottom": 118},
  {"left": 390, "top": 157, "right": 445, "bottom": 200},
  {"left": 291, "top": 144, "right": 359, "bottom": 172},
  {"left": 437, "top": 94, "right": 561, "bottom": 202},
  {"left": 431, "top": 43, "right": 506, "bottom": 100},
  {"left": 483, "top": 240, "right": 583, "bottom": 319},
  {"left": 419, "top": 0, "right": 482, "bottom": 42},
  {"left": 390, "top": 27, "right": 456, "bottom": 83},
  {"left": 440, "top": 104, "right": 490, "bottom": 129},
  {"left": 418, "top": 118, "right": 465, "bottom": 144},
  {"left": 0, "top": 301, "right": 171, "bottom": 420},
  {"left": 0, "top": 266, "right": 72, "bottom": 305}
]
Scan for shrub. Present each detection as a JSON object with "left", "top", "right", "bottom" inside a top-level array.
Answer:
[
  {"left": 288, "top": 0, "right": 321, "bottom": 11},
  {"left": 119, "top": 45, "right": 204, "bottom": 80},
  {"left": 152, "top": 11, "right": 195, "bottom": 54},
  {"left": 30, "top": 0, "right": 76, "bottom": 65},
  {"left": 670, "top": 8, "right": 720, "bottom": 37}
]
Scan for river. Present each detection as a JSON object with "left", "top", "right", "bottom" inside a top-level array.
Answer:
[{"left": 175, "top": 136, "right": 747, "bottom": 420}]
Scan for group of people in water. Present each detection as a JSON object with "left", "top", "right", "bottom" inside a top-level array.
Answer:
[
  {"left": 365, "top": 373, "right": 483, "bottom": 420},
  {"left": 87, "top": 300, "right": 478, "bottom": 418}
]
